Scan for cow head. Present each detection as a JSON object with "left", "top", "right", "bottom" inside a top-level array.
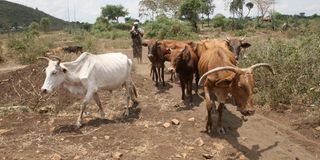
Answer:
[
  {"left": 225, "top": 36, "right": 251, "bottom": 60},
  {"left": 38, "top": 56, "right": 67, "bottom": 93},
  {"left": 168, "top": 45, "right": 190, "bottom": 72},
  {"left": 199, "top": 63, "right": 274, "bottom": 116},
  {"left": 142, "top": 40, "right": 156, "bottom": 58}
]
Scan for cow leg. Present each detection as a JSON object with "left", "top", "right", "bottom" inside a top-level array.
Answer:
[
  {"left": 188, "top": 78, "right": 193, "bottom": 103},
  {"left": 123, "top": 80, "right": 134, "bottom": 117},
  {"left": 217, "top": 103, "right": 226, "bottom": 134},
  {"left": 179, "top": 77, "right": 185, "bottom": 101},
  {"left": 76, "top": 92, "right": 94, "bottom": 128},
  {"left": 204, "top": 86, "right": 213, "bottom": 133},
  {"left": 194, "top": 70, "right": 200, "bottom": 94},
  {"left": 161, "top": 66, "right": 165, "bottom": 86},
  {"left": 93, "top": 93, "right": 105, "bottom": 118}
]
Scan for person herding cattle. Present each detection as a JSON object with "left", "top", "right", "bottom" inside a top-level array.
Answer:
[{"left": 130, "top": 22, "right": 144, "bottom": 63}]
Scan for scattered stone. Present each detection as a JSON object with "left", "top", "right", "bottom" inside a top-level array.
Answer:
[
  {"left": 112, "top": 152, "right": 123, "bottom": 159},
  {"left": 181, "top": 153, "right": 187, "bottom": 158},
  {"left": 163, "top": 122, "right": 171, "bottom": 128},
  {"left": 194, "top": 137, "right": 204, "bottom": 146},
  {"left": 186, "top": 146, "right": 195, "bottom": 151},
  {"left": 315, "top": 126, "right": 320, "bottom": 131},
  {"left": 202, "top": 153, "right": 213, "bottom": 159},
  {"left": 50, "top": 153, "right": 62, "bottom": 160},
  {"left": 175, "top": 154, "right": 182, "bottom": 158},
  {"left": 92, "top": 136, "right": 98, "bottom": 140},
  {"left": 171, "top": 119, "right": 180, "bottom": 125},
  {"left": 36, "top": 150, "right": 40, "bottom": 154},
  {"left": 239, "top": 154, "right": 248, "bottom": 160},
  {"left": 104, "top": 135, "right": 110, "bottom": 140},
  {"left": 73, "top": 155, "right": 81, "bottom": 160},
  {"left": 212, "top": 142, "right": 224, "bottom": 151},
  {"left": 144, "top": 124, "right": 149, "bottom": 128},
  {"left": 241, "top": 137, "right": 247, "bottom": 141},
  {"left": 188, "top": 117, "right": 195, "bottom": 122}
]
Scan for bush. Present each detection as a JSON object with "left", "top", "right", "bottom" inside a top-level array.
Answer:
[
  {"left": 108, "top": 23, "right": 131, "bottom": 30},
  {"left": 240, "top": 32, "right": 320, "bottom": 111},
  {"left": 144, "top": 16, "right": 199, "bottom": 40}
]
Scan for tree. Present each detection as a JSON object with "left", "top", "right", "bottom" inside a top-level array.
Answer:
[
  {"left": 40, "top": 17, "right": 51, "bottom": 32},
  {"left": 252, "top": 0, "right": 273, "bottom": 18},
  {"left": 179, "top": 0, "right": 202, "bottom": 31},
  {"left": 245, "top": 2, "right": 254, "bottom": 17},
  {"left": 93, "top": 16, "right": 109, "bottom": 32},
  {"left": 138, "top": 0, "right": 181, "bottom": 20},
  {"left": 26, "top": 22, "right": 40, "bottom": 39},
  {"left": 229, "top": 0, "right": 245, "bottom": 19},
  {"left": 101, "top": 5, "right": 128, "bottom": 23},
  {"left": 200, "top": 0, "right": 215, "bottom": 26}
]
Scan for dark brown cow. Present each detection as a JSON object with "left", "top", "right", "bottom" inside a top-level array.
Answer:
[
  {"left": 142, "top": 40, "right": 159, "bottom": 85},
  {"left": 168, "top": 44, "right": 199, "bottom": 103},
  {"left": 63, "top": 46, "right": 83, "bottom": 54},
  {"left": 197, "top": 40, "right": 274, "bottom": 134}
]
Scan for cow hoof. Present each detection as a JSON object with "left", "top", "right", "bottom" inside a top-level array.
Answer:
[
  {"left": 123, "top": 110, "right": 130, "bottom": 117},
  {"left": 100, "top": 112, "right": 106, "bottom": 119},
  {"left": 76, "top": 121, "right": 82, "bottom": 129},
  {"left": 217, "top": 127, "right": 225, "bottom": 135}
]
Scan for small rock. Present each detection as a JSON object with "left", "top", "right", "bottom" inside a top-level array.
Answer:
[
  {"left": 73, "top": 155, "right": 81, "bottom": 160},
  {"left": 51, "top": 153, "right": 62, "bottom": 160},
  {"left": 241, "top": 137, "right": 247, "bottom": 141},
  {"left": 92, "top": 136, "right": 97, "bottom": 140},
  {"left": 315, "top": 126, "right": 320, "bottom": 131},
  {"left": 144, "top": 124, "right": 149, "bottom": 128},
  {"left": 194, "top": 137, "right": 204, "bottom": 146},
  {"left": 239, "top": 154, "right": 248, "bottom": 160},
  {"left": 104, "top": 135, "right": 110, "bottom": 140},
  {"left": 171, "top": 119, "right": 180, "bottom": 125},
  {"left": 163, "top": 122, "right": 171, "bottom": 128},
  {"left": 50, "top": 153, "right": 62, "bottom": 160},
  {"left": 36, "top": 150, "right": 40, "bottom": 154},
  {"left": 186, "top": 146, "right": 195, "bottom": 151},
  {"left": 175, "top": 154, "right": 182, "bottom": 158},
  {"left": 181, "top": 153, "right": 187, "bottom": 158},
  {"left": 203, "top": 153, "right": 213, "bottom": 159},
  {"left": 112, "top": 152, "right": 123, "bottom": 159},
  {"left": 188, "top": 117, "right": 195, "bottom": 122},
  {"left": 212, "top": 142, "right": 224, "bottom": 151}
]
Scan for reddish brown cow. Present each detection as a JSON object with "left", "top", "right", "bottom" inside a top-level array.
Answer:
[
  {"left": 168, "top": 44, "right": 199, "bottom": 103},
  {"left": 196, "top": 40, "right": 274, "bottom": 134}
]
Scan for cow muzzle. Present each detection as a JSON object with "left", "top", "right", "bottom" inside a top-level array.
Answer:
[
  {"left": 240, "top": 109, "right": 255, "bottom": 116},
  {"left": 168, "top": 67, "right": 175, "bottom": 73},
  {"left": 41, "top": 88, "right": 48, "bottom": 94}
]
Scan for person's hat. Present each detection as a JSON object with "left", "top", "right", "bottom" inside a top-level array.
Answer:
[{"left": 133, "top": 22, "right": 139, "bottom": 25}]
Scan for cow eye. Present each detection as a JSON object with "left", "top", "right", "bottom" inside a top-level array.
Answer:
[{"left": 52, "top": 71, "right": 57, "bottom": 75}]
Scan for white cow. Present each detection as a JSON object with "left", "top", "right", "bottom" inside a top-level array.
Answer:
[{"left": 39, "top": 52, "right": 138, "bottom": 128}]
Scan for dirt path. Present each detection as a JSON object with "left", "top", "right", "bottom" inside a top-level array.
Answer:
[{"left": 0, "top": 49, "right": 319, "bottom": 160}]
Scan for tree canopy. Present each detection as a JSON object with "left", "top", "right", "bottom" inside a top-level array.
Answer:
[
  {"left": 179, "top": 0, "right": 202, "bottom": 31},
  {"left": 101, "top": 5, "right": 128, "bottom": 23}
]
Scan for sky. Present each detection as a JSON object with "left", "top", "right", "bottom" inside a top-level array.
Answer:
[{"left": 6, "top": 0, "right": 320, "bottom": 23}]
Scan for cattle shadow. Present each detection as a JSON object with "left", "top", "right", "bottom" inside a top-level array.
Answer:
[
  {"left": 175, "top": 93, "right": 203, "bottom": 112},
  {"left": 207, "top": 108, "right": 279, "bottom": 160},
  {"left": 155, "top": 82, "right": 173, "bottom": 94},
  {"left": 51, "top": 103, "right": 141, "bottom": 135}
]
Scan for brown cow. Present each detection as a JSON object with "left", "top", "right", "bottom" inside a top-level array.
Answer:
[
  {"left": 168, "top": 44, "right": 199, "bottom": 103},
  {"left": 224, "top": 36, "right": 251, "bottom": 60},
  {"left": 197, "top": 40, "right": 274, "bottom": 134}
]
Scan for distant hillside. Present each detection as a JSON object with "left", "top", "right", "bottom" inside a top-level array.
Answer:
[{"left": 0, "top": 0, "right": 68, "bottom": 30}]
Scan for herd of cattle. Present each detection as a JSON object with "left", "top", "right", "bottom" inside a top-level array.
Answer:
[{"left": 38, "top": 37, "right": 274, "bottom": 134}]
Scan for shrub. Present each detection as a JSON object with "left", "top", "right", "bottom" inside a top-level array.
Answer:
[
  {"left": 240, "top": 32, "right": 320, "bottom": 111},
  {"left": 144, "top": 16, "right": 199, "bottom": 40},
  {"left": 108, "top": 23, "right": 131, "bottom": 30}
]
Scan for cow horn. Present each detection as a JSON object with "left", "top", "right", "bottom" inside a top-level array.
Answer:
[
  {"left": 240, "top": 35, "right": 246, "bottom": 41},
  {"left": 37, "top": 57, "right": 51, "bottom": 62},
  {"left": 225, "top": 36, "right": 230, "bottom": 41},
  {"left": 249, "top": 63, "right": 275, "bottom": 75},
  {"left": 198, "top": 66, "right": 239, "bottom": 86},
  {"left": 50, "top": 56, "right": 62, "bottom": 65}
]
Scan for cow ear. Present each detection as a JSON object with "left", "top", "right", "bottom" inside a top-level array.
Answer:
[
  {"left": 182, "top": 47, "right": 190, "bottom": 60},
  {"left": 241, "top": 42, "right": 251, "bottom": 48}
]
